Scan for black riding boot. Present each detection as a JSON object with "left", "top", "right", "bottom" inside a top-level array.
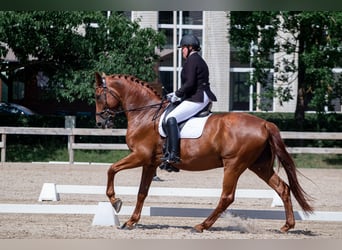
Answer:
[{"left": 161, "top": 117, "right": 181, "bottom": 164}]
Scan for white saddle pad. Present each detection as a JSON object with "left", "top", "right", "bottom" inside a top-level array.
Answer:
[{"left": 158, "top": 112, "right": 211, "bottom": 139}]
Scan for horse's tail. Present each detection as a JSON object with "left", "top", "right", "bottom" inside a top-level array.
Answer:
[{"left": 265, "top": 121, "right": 314, "bottom": 213}]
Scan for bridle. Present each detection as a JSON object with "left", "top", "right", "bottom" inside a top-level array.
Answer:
[
  {"left": 95, "top": 77, "right": 168, "bottom": 126},
  {"left": 95, "top": 77, "right": 122, "bottom": 126}
]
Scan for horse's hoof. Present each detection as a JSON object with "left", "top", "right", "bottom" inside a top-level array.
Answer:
[
  {"left": 113, "top": 198, "right": 122, "bottom": 213},
  {"left": 190, "top": 228, "right": 202, "bottom": 233},
  {"left": 152, "top": 176, "right": 163, "bottom": 182},
  {"left": 119, "top": 222, "right": 134, "bottom": 230},
  {"left": 192, "top": 225, "right": 204, "bottom": 233},
  {"left": 118, "top": 222, "right": 127, "bottom": 230},
  {"left": 280, "top": 223, "right": 294, "bottom": 233}
]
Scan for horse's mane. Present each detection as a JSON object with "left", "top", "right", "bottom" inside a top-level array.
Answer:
[{"left": 109, "top": 74, "right": 163, "bottom": 99}]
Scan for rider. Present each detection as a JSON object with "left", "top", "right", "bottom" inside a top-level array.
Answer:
[{"left": 161, "top": 34, "right": 217, "bottom": 164}]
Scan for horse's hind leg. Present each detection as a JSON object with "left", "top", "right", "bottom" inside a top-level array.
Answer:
[
  {"left": 249, "top": 162, "right": 295, "bottom": 232},
  {"left": 193, "top": 164, "right": 242, "bottom": 233}
]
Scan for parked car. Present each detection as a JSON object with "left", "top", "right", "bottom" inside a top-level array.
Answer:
[{"left": 0, "top": 102, "right": 36, "bottom": 115}]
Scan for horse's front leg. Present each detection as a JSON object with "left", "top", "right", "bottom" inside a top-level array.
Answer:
[
  {"left": 106, "top": 152, "right": 144, "bottom": 212},
  {"left": 120, "top": 165, "right": 157, "bottom": 230}
]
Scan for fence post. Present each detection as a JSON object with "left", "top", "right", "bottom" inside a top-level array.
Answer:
[
  {"left": 65, "top": 116, "right": 76, "bottom": 164},
  {"left": 68, "top": 134, "right": 75, "bottom": 164},
  {"left": 1, "top": 134, "right": 6, "bottom": 163}
]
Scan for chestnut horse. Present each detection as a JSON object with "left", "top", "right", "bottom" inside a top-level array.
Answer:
[{"left": 94, "top": 72, "right": 313, "bottom": 233}]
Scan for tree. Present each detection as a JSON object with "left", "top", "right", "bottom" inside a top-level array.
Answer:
[
  {"left": 229, "top": 11, "right": 342, "bottom": 129},
  {"left": 0, "top": 11, "right": 166, "bottom": 104}
]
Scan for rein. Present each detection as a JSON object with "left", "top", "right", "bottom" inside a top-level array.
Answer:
[{"left": 117, "top": 101, "right": 166, "bottom": 116}]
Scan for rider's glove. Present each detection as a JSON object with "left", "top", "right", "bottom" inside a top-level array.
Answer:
[{"left": 167, "top": 92, "right": 181, "bottom": 103}]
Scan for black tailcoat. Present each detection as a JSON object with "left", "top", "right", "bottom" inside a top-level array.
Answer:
[{"left": 175, "top": 52, "right": 217, "bottom": 102}]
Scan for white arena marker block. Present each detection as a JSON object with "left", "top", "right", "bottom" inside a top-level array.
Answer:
[
  {"left": 92, "top": 202, "right": 120, "bottom": 226},
  {"left": 38, "top": 183, "right": 60, "bottom": 201}
]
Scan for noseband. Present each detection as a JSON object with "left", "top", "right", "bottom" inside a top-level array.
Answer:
[{"left": 96, "top": 78, "right": 122, "bottom": 125}]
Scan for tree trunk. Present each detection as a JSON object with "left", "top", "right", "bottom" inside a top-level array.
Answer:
[{"left": 294, "top": 31, "right": 306, "bottom": 131}]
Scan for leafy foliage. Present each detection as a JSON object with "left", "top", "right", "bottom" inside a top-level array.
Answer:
[
  {"left": 0, "top": 11, "right": 166, "bottom": 104},
  {"left": 229, "top": 11, "right": 342, "bottom": 122}
]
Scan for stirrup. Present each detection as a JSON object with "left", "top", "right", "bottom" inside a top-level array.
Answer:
[
  {"left": 159, "top": 161, "right": 180, "bottom": 172},
  {"left": 161, "top": 152, "right": 181, "bottom": 164},
  {"left": 166, "top": 156, "right": 181, "bottom": 164}
]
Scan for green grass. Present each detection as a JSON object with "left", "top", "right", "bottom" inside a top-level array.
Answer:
[
  {"left": 292, "top": 153, "right": 342, "bottom": 169},
  {"left": 73, "top": 150, "right": 130, "bottom": 163},
  {"left": 6, "top": 144, "right": 129, "bottom": 163},
  {"left": 5, "top": 143, "right": 342, "bottom": 168}
]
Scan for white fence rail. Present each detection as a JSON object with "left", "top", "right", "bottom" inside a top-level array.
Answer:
[
  {"left": 1, "top": 126, "right": 341, "bottom": 164},
  {"left": 0, "top": 127, "right": 127, "bottom": 163},
  {"left": 280, "top": 131, "right": 342, "bottom": 154}
]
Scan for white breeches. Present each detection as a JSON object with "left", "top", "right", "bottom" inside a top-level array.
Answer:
[{"left": 165, "top": 92, "right": 210, "bottom": 123}]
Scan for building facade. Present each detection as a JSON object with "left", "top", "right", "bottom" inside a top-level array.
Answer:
[
  {"left": 132, "top": 11, "right": 230, "bottom": 112},
  {"left": 129, "top": 11, "right": 341, "bottom": 113}
]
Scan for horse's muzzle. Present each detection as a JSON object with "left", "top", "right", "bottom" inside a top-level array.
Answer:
[
  {"left": 96, "top": 118, "right": 114, "bottom": 129},
  {"left": 96, "top": 110, "right": 115, "bottom": 129}
]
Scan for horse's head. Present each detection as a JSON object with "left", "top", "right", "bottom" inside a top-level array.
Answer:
[{"left": 94, "top": 72, "right": 121, "bottom": 129}]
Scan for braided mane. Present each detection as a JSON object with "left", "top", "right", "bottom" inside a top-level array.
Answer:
[{"left": 109, "top": 74, "right": 162, "bottom": 99}]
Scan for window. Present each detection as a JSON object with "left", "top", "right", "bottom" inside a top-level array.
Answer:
[
  {"left": 159, "top": 11, "right": 173, "bottom": 24},
  {"left": 230, "top": 45, "right": 274, "bottom": 112},
  {"left": 12, "top": 81, "right": 25, "bottom": 100},
  {"left": 158, "top": 11, "right": 204, "bottom": 92},
  {"left": 230, "top": 72, "right": 251, "bottom": 111},
  {"left": 1, "top": 79, "right": 8, "bottom": 102},
  {"left": 181, "top": 11, "right": 203, "bottom": 25}
]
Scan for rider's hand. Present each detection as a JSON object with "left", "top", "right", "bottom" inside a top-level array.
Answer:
[{"left": 167, "top": 92, "right": 181, "bottom": 103}]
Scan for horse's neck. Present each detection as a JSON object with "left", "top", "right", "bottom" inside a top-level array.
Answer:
[
  {"left": 120, "top": 83, "right": 163, "bottom": 127},
  {"left": 121, "top": 88, "right": 160, "bottom": 110}
]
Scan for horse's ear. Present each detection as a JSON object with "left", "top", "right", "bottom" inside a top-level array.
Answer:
[{"left": 95, "top": 72, "right": 102, "bottom": 87}]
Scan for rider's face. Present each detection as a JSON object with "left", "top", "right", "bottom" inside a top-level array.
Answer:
[{"left": 181, "top": 46, "right": 190, "bottom": 59}]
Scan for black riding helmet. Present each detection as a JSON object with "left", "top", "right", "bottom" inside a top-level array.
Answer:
[{"left": 178, "top": 34, "right": 201, "bottom": 51}]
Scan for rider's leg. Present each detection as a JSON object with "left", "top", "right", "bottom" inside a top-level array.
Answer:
[
  {"left": 161, "top": 117, "right": 180, "bottom": 164},
  {"left": 165, "top": 92, "right": 210, "bottom": 123}
]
